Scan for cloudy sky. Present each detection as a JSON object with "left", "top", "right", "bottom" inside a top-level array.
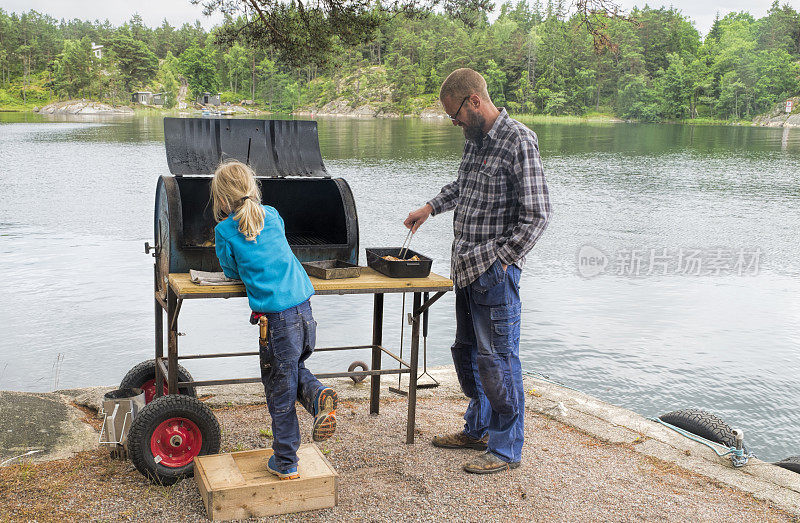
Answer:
[{"left": 1, "top": 0, "right": 797, "bottom": 37}]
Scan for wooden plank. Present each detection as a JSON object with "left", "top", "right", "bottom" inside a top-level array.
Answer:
[
  {"left": 213, "top": 479, "right": 336, "bottom": 520},
  {"left": 200, "top": 454, "right": 247, "bottom": 490},
  {"left": 232, "top": 446, "right": 334, "bottom": 483},
  {"left": 169, "top": 268, "right": 452, "bottom": 299},
  {"left": 194, "top": 457, "right": 212, "bottom": 519}
]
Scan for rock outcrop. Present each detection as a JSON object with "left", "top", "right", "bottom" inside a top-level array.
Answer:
[
  {"left": 753, "top": 97, "right": 800, "bottom": 127},
  {"left": 39, "top": 100, "right": 134, "bottom": 115}
]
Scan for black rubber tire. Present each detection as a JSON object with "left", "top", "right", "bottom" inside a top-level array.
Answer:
[
  {"left": 348, "top": 360, "right": 369, "bottom": 383},
  {"left": 659, "top": 408, "right": 746, "bottom": 451},
  {"left": 774, "top": 456, "right": 800, "bottom": 474},
  {"left": 119, "top": 359, "right": 196, "bottom": 402},
  {"left": 127, "top": 394, "right": 221, "bottom": 485}
]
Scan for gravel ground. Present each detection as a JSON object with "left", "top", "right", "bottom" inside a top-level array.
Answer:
[{"left": 0, "top": 394, "right": 795, "bottom": 522}]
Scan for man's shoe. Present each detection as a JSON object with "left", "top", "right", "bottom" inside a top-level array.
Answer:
[
  {"left": 431, "top": 431, "right": 488, "bottom": 450},
  {"left": 267, "top": 455, "right": 300, "bottom": 480},
  {"left": 462, "top": 451, "right": 521, "bottom": 474},
  {"left": 312, "top": 387, "right": 337, "bottom": 442}
]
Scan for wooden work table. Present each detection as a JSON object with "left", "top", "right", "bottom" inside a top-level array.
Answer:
[
  {"left": 168, "top": 268, "right": 453, "bottom": 298},
  {"left": 156, "top": 268, "right": 453, "bottom": 444}
]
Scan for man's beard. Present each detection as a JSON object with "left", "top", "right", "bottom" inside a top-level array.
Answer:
[{"left": 462, "top": 111, "right": 486, "bottom": 142}]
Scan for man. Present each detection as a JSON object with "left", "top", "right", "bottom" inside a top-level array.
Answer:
[{"left": 404, "top": 68, "right": 550, "bottom": 474}]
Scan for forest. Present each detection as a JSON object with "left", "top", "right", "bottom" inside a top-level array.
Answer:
[{"left": 1, "top": 1, "right": 799, "bottom": 121}]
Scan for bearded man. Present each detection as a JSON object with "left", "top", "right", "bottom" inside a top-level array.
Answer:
[{"left": 404, "top": 67, "right": 551, "bottom": 473}]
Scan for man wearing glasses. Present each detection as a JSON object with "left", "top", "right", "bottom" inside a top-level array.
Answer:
[{"left": 404, "top": 68, "right": 550, "bottom": 474}]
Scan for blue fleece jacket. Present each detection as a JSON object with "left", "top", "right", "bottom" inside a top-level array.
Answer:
[{"left": 214, "top": 205, "right": 314, "bottom": 313}]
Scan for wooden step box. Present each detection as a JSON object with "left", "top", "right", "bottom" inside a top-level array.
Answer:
[{"left": 194, "top": 444, "right": 338, "bottom": 521}]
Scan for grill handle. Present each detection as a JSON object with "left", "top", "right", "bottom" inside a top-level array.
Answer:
[{"left": 144, "top": 241, "right": 156, "bottom": 256}]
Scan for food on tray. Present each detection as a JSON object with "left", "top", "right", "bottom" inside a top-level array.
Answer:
[{"left": 381, "top": 254, "right": 421, "bottom": 262}]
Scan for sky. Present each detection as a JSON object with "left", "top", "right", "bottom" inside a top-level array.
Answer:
[{"left": 0, "top": 0, "right": 797, "bottom": 37}]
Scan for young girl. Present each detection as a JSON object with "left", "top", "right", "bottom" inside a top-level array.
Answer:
[{"left": 211, "top": 159, "right": 337, "bottom": 480}]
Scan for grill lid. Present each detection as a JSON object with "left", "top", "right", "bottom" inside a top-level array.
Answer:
[{"left": 164, "top": 117, "right": 327, "bottom": 177}]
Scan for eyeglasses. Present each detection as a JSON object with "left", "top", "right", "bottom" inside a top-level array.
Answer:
[{"left": 448, "top": 96, "right": 470, "bottom": 122}]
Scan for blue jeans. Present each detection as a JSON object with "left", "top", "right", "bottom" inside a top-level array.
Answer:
[
  {"left": 258, "top": 299, "right": 324, "bottom": 470},
  {"left": 451, "top": 260, "right": 524, "bottom": 463}
]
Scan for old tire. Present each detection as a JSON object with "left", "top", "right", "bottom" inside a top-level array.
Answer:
[
  {"left": 120, "top": 360, "right": 196, "bottom": 404},
  {"left": 127, "top": 394, "right": 220, "bottom": 486},
  {"left": 774, "top": 456, "right": 800, "bottom": 474},
  {"left": 348, "top": 361, "right": 369, "bottom": 383},
  {"left": 659, "top": 408, "right": 746, "bottom": 450}
]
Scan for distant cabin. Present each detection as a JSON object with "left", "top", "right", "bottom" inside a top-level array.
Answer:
[
  {"left": 196, "top": 92, "right": 221, "bottom": 106},
  {"left": 91, "top": 42, "right": 103, "bottom": 60},
  {"left": 132, "top": 91, "right": 152, "bottom": 104},
  {"left": 151, "top": 92, "right": 167, "bottom": 106}
]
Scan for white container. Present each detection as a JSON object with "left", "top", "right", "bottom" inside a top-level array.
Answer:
[{"left": 99, "top": 388, "right": 145, "bottom": 455}]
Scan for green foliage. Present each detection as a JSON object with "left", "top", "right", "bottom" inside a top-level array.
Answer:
[
  {"left": 618, "top": 74, "right": 659, "bottom": 121},
  {"left": 153, "top": 52, "right": 180, "bottom": 108},
  {"left": 53, "top": 38, "right": 95, "bottom": 98},
  {"left": 222, "top": 44, "right": 249, "bottom": 94},
  {"left": 485, "top": 59, "right": 508, "bottom": 106},
  {"left": 0, "top": 3, "right": 798, "bottom": 121},
  {"left": 109, "top": 31, "right": 158, "bottom": 92},
  {"left": 179, "top": 43, "right": 219, "bottom": 98}
]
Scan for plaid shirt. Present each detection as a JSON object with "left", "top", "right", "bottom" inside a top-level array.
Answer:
[{"left": 428, "top": 109, "right": 551, "bottom": 289}]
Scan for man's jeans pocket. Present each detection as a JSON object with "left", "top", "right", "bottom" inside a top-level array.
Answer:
[
  {"left": 472, "top": 260, "right": 507, "bottom": 306},
  {"left": 490, "top": 303, "right": 521, "bottom": 354}
]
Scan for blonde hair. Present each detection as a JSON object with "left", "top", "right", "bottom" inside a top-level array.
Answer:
[
  {"left": 211, "top": 160, "right": 265, "bottom": 241},
  {"left": 440, "top": 68, "right": 490, "bottom": 103}
]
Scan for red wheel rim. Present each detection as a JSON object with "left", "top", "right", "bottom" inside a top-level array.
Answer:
[
  {"left": 140, "top": 379, "right": 169, "bottom": 404},
  {"left": 150, "top": 417, "right": 202, "bottom": 468}
]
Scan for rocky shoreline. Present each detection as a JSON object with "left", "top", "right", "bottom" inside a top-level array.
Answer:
[
  {"left": 752, "top": 96, "right": 800, "bottom": 127},
  {"left": 21, "top": 97, "right": 800, "bottom": 127},
  {"left": 295, "top": 99, "right": 446, "bottom": 119},
  {"left": 37, "top": 100, "right": 134, "bottom": 115}
]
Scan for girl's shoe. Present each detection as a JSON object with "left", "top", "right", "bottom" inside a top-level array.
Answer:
[
  {"left": 267, "top": 455, "right": 300, "bottom": 480},
  {"left": 312, "top": 387, "right": 338, "bottom": 442}
]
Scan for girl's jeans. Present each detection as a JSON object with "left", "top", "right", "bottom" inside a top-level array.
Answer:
[
  {"left": 451, "top": 260, "right": 524, "bottom": 463},
  {"left": 258, "top": 299, "right": 324, "bottom": 470}
]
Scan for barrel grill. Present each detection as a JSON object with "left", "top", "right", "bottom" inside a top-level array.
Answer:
[{"left": 153, "top": 118, "right": 359, "bottom": 297}]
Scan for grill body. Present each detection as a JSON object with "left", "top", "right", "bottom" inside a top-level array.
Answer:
[{"left": 153, "top": 118, "right": 358, "bottom": 296}]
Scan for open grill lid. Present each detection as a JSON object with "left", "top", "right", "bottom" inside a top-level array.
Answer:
[{"left": 163, "top": 117, "right": 328, "bottom": 177}]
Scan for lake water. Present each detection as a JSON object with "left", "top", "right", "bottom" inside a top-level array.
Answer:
[{"left": 1, "top": 113, "right": 798, "bottom": 461}]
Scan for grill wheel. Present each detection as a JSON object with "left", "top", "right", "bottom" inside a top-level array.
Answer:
[
  {"left": 119, "top": 360, "right": 196, "bottom": 404},
  {"left": 128, "top": 395, "right": 220, "bottom": 485}
]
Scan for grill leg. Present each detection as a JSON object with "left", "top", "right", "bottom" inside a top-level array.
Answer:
[
  {"left": 154, "top": 264, "right": 165, "bottom": 399},
  {"left": 370, "top": 293, "right": 384, "bottom": 415},
  {"left": 406, "top": 292, "right": 421, "bottom": 443},
  {"left": 167, "top": 286, "right": 179, "bottom": 395}
]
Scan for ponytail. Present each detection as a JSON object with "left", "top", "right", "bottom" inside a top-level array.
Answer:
[
  {"left": 233, "top": 196, "right": 265, "bottom": 241},
  {"left": 211, "top": 160, "right": 266, "bottom": 241}
]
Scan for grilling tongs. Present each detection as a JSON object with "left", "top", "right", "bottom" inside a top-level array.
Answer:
[{"left": 398, "top": 225, "right": 415, "bottom": 259}]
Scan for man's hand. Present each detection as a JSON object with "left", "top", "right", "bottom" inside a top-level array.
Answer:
[{"left": 404, "top": 204, "right": 433, "bottom": 232}]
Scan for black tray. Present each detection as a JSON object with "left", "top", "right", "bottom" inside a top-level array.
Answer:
[
  {"left": 365, "top": 248, "right": 433, "bottom": 278},
  {"left": 302, "top": 260, "right": 362, "bottom": 280}
]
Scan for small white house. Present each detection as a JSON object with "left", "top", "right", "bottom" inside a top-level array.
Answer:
[
  {"left": 151, "top": 92, "right": 168, "bottom": 106},
  {"left": 132, "top": 91, "right": 152, "bottom": 104},
  {"left": 91, "top": 42, "right": 103, "bottom": 60},
  {"left": 196, "top": 92, "right": 221, "bottom": 106}
]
